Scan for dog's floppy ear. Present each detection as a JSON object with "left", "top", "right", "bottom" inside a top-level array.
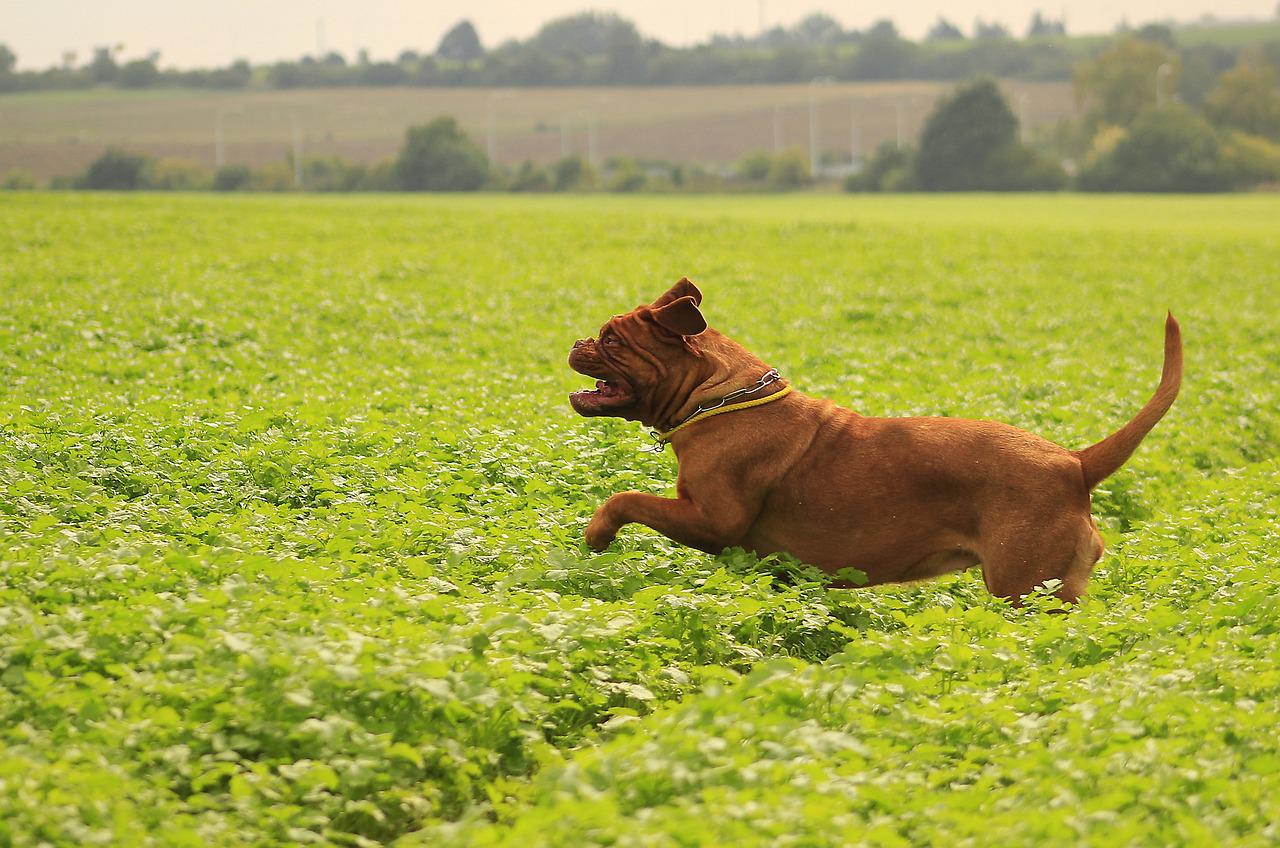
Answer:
[
  {"left": 651, "top": 295, "right": 707, "bottom": 336},
  {"left": 652, "top": 277, "right": 703, "bottom": 308}
]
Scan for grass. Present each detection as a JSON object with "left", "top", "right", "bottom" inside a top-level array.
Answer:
[
  {"left": 0, "top": 81, "right": 1076, "bottom": 180},
  {"left": 1175, "top": 17, "right": 1280, "bottom": 48},
  {"left": 0, "top": 192, "right": 1278, "bottom": 846}
]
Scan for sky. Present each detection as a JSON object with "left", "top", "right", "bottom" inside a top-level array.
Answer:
[{"left": 3, "top": 1, "right": 1277, "bottom": 70}]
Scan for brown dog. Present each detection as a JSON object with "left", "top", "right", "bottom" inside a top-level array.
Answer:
[{"left": 569, "top": 278, "right": 1181, "bottom": 604}]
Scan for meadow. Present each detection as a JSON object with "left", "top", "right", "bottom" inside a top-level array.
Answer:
[{"left": 0, "top": 192, "right": 1278, "bottom": 846}]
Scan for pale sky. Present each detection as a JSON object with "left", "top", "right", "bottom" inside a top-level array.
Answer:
[{"left": 3, "top": 1, "right": 1276, "bottom": 70}]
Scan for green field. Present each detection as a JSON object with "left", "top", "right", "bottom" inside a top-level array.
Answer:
[{"left": 1, "top": 192, "right": 1278, "bottom": 846}]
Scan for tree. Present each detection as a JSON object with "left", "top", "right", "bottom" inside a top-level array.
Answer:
[
  {"left": 1075, "top": 38, "right": 1177, "bottom": 128},
  {"left": 974, "top": 20, "right": 1011, "bottom": 40},
  {"left": 0, "top": 44, "right": 16, "bottom": 74},
  {"left": 436, "top": 20, "right": 483, "bottom": 62},
  {"left": 118, "top": 55, "right": 161, "bottom": 88},
  {"left": 213, "top": 165, "right": 252, "bottom": 191},
  {"left": 926, "top": 19, "right": 965, "bottom": 42},
  {"left": 606, "top": 157, "right": 646, "bottom": 192},
  {"left": 2, "top": 170, "right": 37, "bottom": 190},
  {"left": 865, "top": 20, "right": 899, "bottom": 39},
  {"left": 914, "top": 79, "right": 1064, "bottom": 190},
  {"left": 792, "top": 14, "right": 845, "bottom": 46},
  {"left": 88, "top": 46, "right": 119, "bottom": 83},
  {"left": 1078, "top": 105, "right": 1231, "bottom": 191},
  {"left": 76, "top": 149, "right": 150, "bottom": 189},
  {"left": 737, "top": 151, "right": 773, "bottom": 181},
  {"left": 847, "top": 31, "right": 919, "bottom": 80},
  {"left": 603, "top": 18, "right": 647, "bottom": 83},
  {"left": 1220, "top": 130, "right": 1280, "bottom": 185},
  {"left": 533, "top": 13, "right": 642, "bottom": 59},
  {"left": 844, "top": 142, "right": 915, "bottom": 191},
  {"left": 1204, "top": 58, "right": 1280, "bottom": 141},
  {"left": 509, "top": 161, "right": 551, "bottom": 191},
  {"left": 766, "top": 150, "right": 810, "bottom": 188},
  {"left": 394, "top": 117, "right": 489, "bottom": 191},
  {"left": 1027, "top": 12, "right": 1066, "bottom": 37},
  {"left": 1133, "top": 23, "right": 1175, "bottom": 48},
  {"left": 551, "top": 156, "right": 593, "bottom": 190}
]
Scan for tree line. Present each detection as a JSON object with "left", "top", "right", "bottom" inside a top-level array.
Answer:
[
  {"left": 1, "top": 11, "right": 1278, "bottom": 97},
  {"left": 16, "top": 38, "right": 1277, "bottom": 196},
  {"left": 847, "top": 36, "right": 1280, "bottom": 192}
]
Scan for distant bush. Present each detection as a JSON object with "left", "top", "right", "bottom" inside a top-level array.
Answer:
[
  {"left": 75, "top": 149, "right": 151, "bottom": 190},
  {"left": 734, "top": 150, "right": 810, "bottom": 189},
  {"left": 1204, "top": 58, "right": 1280, "bottom": 142},
  {"left": 300, "top": 156, "right": 367, "bottom": 191},
  {"left": 737, "top": 151, "right": 774, "bottom": 181},
  {"left": 766, "top": 150, "right": 810, "bottom": 189},
  {"left": 1219, "top": 130, "right": 1280, "bottom": 186},
  {"left": 915, "top": 79, "right": 1065, "bottom": 190},
  {"left": 551, "top": 156, "right": 594, "bottom": 190},
  {"left": 117, "top": 58, "right": 161, "bottom": 89},
  {"left": 213, "top": 165, "right": 253, "bottom": 191},
  {"left": 394, "top": 117, "right": 489, "bottom": 191},
  {"left": 984, "top": 144, "right": 1068, "bottom": 190},
  {"left": 357, "top": 161, "right": 400, "bottom": 191},
  {"left": 1078, "top": 105, "right": 1233, "bottom": 192},
  {"left": 844, "top": 142, "right": 915, "bottom": 192},
  {"left": 1075, "top": 38, "right": 1178, "bottom": 129},
  {"left": 249, "top": 162, "right": 296, "bottom": 192},
  {"left": 151, "top": 158, "right": 210, "bottom": 191},
  {"left": 2, "top": 169, "right": 37, "bottom": 190},
  {"left": 510, "top": 161, "right": 552, "bottom": 191},
  {"left": 606, "top": 158, "right": 647, "bottom": 192}
]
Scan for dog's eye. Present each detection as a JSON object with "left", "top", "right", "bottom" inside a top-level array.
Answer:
[{"left": 603, "top": 332, "right": 622, "bottom": 346}]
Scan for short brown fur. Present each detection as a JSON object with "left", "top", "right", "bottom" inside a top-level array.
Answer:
[{"left": 568, "top": 278, "right": 1182, "bottom": 604}]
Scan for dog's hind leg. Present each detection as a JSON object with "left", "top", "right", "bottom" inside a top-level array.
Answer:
[{"left": 979, "top": 515, "right": 1104, "bottom": 606}]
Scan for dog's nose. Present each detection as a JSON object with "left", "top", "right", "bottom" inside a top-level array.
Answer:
[{"left": 573, "top": 338, "right": 588, "bottom": 349}]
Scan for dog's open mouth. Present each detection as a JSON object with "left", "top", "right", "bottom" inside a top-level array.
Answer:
[{"left": 569, "top": 375, "right": 636, "bottom": 415}]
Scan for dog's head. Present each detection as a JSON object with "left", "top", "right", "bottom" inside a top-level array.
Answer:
[{"left": 568, "top": 277, "right": 711, "bottom": 427}]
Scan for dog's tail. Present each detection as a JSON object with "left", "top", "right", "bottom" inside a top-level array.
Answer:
[{"left": 1074, "top": 313, "right": 1182, "bottom": 491}]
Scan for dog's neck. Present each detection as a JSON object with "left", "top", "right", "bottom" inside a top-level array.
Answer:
[{"left": 648, "top": 329, "right": 774, "bottom": 432}]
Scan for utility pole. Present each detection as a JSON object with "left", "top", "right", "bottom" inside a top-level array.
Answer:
[
  {"left": 808, "top": 77, "right": 833, "bottom": 176},
  {"left": 290, "top": 113, "right": 304, "bottom": 188},
  {"left": 214, "top": 105, "right": 242, "bottom": 168},
  {"left": 773, "top": 106, "right": 783, "bottom": 153},
  {"left": 586, "top": 95, "right": 610, "bottom": 169},
  {"left": 895, "top": 99, "right": 906, "bottom": 150},
  {"left": 487, "top": 90, "right": 513, "bottom": 165},
  {"left": 850, "top": 103, "right": 860, "bottom": 169}
]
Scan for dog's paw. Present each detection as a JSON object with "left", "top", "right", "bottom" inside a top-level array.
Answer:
[{"left": 585, "top": 511, "right": 618, "bottom": 551}]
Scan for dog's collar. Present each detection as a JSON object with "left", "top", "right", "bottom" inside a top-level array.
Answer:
[{"left": 646, "top": 369, "right": 791, "bottom": 452}]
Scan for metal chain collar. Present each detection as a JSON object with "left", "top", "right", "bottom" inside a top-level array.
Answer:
[{"left": 645, "top": 369, "right": 783, "bottom": 452}]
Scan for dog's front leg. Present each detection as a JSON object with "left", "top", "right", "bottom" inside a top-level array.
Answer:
[{"left": 586, "top": 491, "right": 752, "bottom": 554}]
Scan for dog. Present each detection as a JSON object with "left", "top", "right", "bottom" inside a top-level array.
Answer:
[{"left": 568, "top": 278, "right": 1182, "bottom": 604}]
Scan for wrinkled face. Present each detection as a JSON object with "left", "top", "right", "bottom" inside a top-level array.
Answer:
[{"left": 568, "top": 277, "right": 707, "bottom": 424}]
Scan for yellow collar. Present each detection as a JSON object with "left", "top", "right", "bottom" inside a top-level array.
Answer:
[{"left": 648, "top": 373, "right": 792, "bottom": 451}]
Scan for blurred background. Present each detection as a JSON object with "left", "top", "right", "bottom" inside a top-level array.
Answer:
[{"left": 2, "top": 1, "right": 1278, "bottom": 192}]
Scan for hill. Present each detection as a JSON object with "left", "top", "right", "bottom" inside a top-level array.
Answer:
[{"left": 0, "top": 81, "right": 1075, "bottom": 180}]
